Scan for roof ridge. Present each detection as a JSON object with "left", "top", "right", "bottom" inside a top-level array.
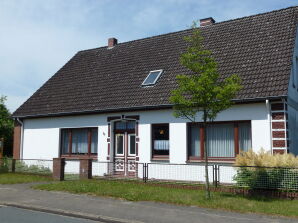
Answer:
[
  {"left": 206, "top": 5, "right": 298, "bottom": 27},
  {"left": 78, "top": 6, "right": 298, "bottom": 53}
]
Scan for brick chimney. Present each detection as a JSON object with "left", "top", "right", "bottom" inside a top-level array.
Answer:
[
  {"left": 200, "top": 17, "right": 215, "bottom": 26},
  {"left": 108, "top": 38, "right": 118, "bottom": 48}
]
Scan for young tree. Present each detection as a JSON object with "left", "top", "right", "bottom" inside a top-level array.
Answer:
[
  {"left": 0, "top": 96, "right": 14, "bottom": 157},
  {"left": 170, "top": 25, "right": 242, "bottom": 199}
]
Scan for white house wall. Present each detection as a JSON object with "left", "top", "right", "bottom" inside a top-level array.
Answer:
[
  {"left": 22, "top": 102, "right": 270, "bottom": 162},
  {"left": 21, "top": 102, "right": 270, "bottom": 183}
]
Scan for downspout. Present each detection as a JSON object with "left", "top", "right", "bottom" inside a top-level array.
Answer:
[
  {"left": 266, "top": 99, "right": 273, "bottom": 154},
  {"left": 16, "top": 118, "right": 24, "bottom": 159},
  {"left": 282, "top": 98, "right": 288, "bottom": 152}
]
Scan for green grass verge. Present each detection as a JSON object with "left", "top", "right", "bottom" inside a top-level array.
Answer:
[
  {"left": 0, "top": 173, "right": 53, "bottom": 184},
  {"left": 33, "top": 179, "right": 298, "bottom": 217}
]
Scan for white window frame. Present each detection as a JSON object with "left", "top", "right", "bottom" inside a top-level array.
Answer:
[
  {"left": 115, "top": 133, "right": 125, "bottom": 156},
  {"left": 141, "top": 69, "right": 163, "bottom": 86}
]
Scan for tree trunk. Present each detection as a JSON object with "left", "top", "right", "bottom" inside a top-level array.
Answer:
[{"left": 203, "top": 114, "right": 211, "bottom": 199}]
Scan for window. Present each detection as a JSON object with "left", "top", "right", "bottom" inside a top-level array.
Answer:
[
  {"left": 152, "top": 124, "right": 169, "bottom": 159},
  {"left": 60, "top": 128, "right": 98, "bottom": 157},
  {"left": 188, "top": 121, "right": 251, "bottom": 160},
  {"left": 128, "top": 134, "right": 136, "bottom": 155},
  {"left": 206, "top": 123, "right": 235, "bottom": 157},
  {"left": 114, "top": 121, "right": 135, "bottom": 132},
  {"left": 142, "top": 70, "right": 163, "bottom": 86},
  {"left": 238, "top": 122, "right": 252, "bottom": 151},
  {"left": 115, "top": 134, "right": 124, "bottom": 155},
  {"left": 189, "top": 125, "right": 200, "bottom": 159}
]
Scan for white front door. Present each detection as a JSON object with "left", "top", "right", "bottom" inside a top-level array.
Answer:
[{"left": 114, "top": 121, "right": 136, "bottom": 176}]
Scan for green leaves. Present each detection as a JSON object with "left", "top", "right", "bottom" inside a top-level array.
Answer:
[
  {"left": 170, "top": 27, "right": 242, "bottom": 122},
  {"left": 0, "top": 96, "right": 13, "bottom": 156}
]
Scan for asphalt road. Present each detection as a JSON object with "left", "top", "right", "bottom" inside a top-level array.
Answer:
[{"left": 0, "top": 206, "right": 99, "bottom": 223}]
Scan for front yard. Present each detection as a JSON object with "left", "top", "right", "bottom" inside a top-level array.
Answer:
[
  {"left": 0, "top": 173, "right": 52, "bottom": 184},
  {"left": 34, "top": 179, "right": 298, "bottom": 218}
]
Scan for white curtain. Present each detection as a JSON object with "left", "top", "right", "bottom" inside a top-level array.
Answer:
[
  {"left": 61, "top": 130, "right": 69, "bottom": 154},
  {"left": 190, "top": 125, "right": 200, "bottom": 156},
  {"left": 72, "top": 129, "right": 88, "bottom": 154},
  {"left": 154, "top": 140, "right": 169, "bottom": 151},
  {"left": 239, "top": 123, "right": 251, "bottom": 151},
  {"left": 206, "top": 124, "right": 235, "bottom": 157},
  {"left": 91, "top": 129, "right": 98, "bottom": 153}
]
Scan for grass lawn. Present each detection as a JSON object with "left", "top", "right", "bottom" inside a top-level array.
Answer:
[
  {"left": 34, "top": 179, "right": 298, "bottom": 218},
  {"left": 0, "top": 173, "right": 53, "bottom": 184}
]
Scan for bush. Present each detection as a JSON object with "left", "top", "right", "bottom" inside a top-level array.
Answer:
[
  {"left": 234, "top": 167, "right": 298, "bottom": 190},
  {"left": 0, "top": 157, "right": 9, "bottom": 173},
  {"left": 235, "top": 149, "right": 298, "bottom": 167},
  {"left": 234, "top": 150, "right": 298, "bottom": 190}
]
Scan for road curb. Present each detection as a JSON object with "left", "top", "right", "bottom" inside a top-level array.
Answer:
[{"left": 1, "top": 202, "right": 144, "bottom": 223}]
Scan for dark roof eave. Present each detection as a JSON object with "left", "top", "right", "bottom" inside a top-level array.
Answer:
[
  {"left": 12, "top": 104, "right": 173, "bottom": 119},
  {"left": 12, "top": 95, "right": 287, "bottom": 119},
  {"left": 232, "top": 95, "right": 287, "bottom": 103}
]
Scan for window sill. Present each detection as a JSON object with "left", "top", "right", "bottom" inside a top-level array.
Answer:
[
  {"left": 187, "top": 157, "right": 235, "bottom": 163},
  {"left": 61, "top": 154, "right": 98, "bottom": 160},
  {"left": 151, "top": 155, "right": 169, "bottom": 161}
]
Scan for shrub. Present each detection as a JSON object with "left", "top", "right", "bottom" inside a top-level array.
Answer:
[
  {"left": 235, "top": 149, "right": 298, "bottom": 168},
  {"left": 0, "top": 157, "right": 9, "bottom": 173},
  {"left": 234, "top": 150, "right": 298, "bottom": 190}
]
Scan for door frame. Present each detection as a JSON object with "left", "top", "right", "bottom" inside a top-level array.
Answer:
[{"left": 113, "top": 120, "right": 137, "bottom": 176}]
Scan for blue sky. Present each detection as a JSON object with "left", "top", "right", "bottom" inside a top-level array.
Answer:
[{"left": 0, "top": 0, "right": 296, "bottom": 113}]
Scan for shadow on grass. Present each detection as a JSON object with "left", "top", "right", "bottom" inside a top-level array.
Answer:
[{"left": 220, "top": 191, "right": 280, "bottom": 202}]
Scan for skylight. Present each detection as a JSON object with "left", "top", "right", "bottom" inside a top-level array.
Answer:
[{"left": 142, "top": 70, "right": 163, "bottom": 86}]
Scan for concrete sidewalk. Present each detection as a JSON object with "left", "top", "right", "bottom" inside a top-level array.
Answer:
[{"left": 0, "top": 183, "right": 296, "bottom": 223}]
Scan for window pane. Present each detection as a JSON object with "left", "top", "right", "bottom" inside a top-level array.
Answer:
[
  {"left": 206, "top": 124, "right": 234, "bottom": 157},
  {"left": 72, "top": 129, "right": 88, "bottom": 154},
  {"left": 239, "top": 122, "right": 251, "bottom": 152},
  {"left": 115, "top": 122, "right": 126, "bottom": 130},
  {"left": 61, "top": 130, "right": 69, "bottom": 154},
  {"left": 152, "top": 124, "right": 169, "bottom": 156},
  {"left": 91, "top": 129, "right": 98, "bottom": 154},
  {"left": 116, "top": 134, "right": 124, "bottom": 155},
  {"left": 143, "top": 71, "right": 162, "bottom": 85},
  {"left": 127, "top": 121, "right": 135, "bottom": 130},
  {"left": 129, "top": 134, "right": 136, "bottom": 155},
  {"left": 189, "top": 125, "right": 200, "bottom": 157}
]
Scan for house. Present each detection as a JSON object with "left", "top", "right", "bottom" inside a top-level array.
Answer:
[{"left": 12, "top": 7, "right": 298, "bottom": 178}]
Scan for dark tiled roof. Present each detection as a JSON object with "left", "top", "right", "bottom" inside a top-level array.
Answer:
[{"left": 13, "top": 7, "right": 298, "bottom": 118}]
